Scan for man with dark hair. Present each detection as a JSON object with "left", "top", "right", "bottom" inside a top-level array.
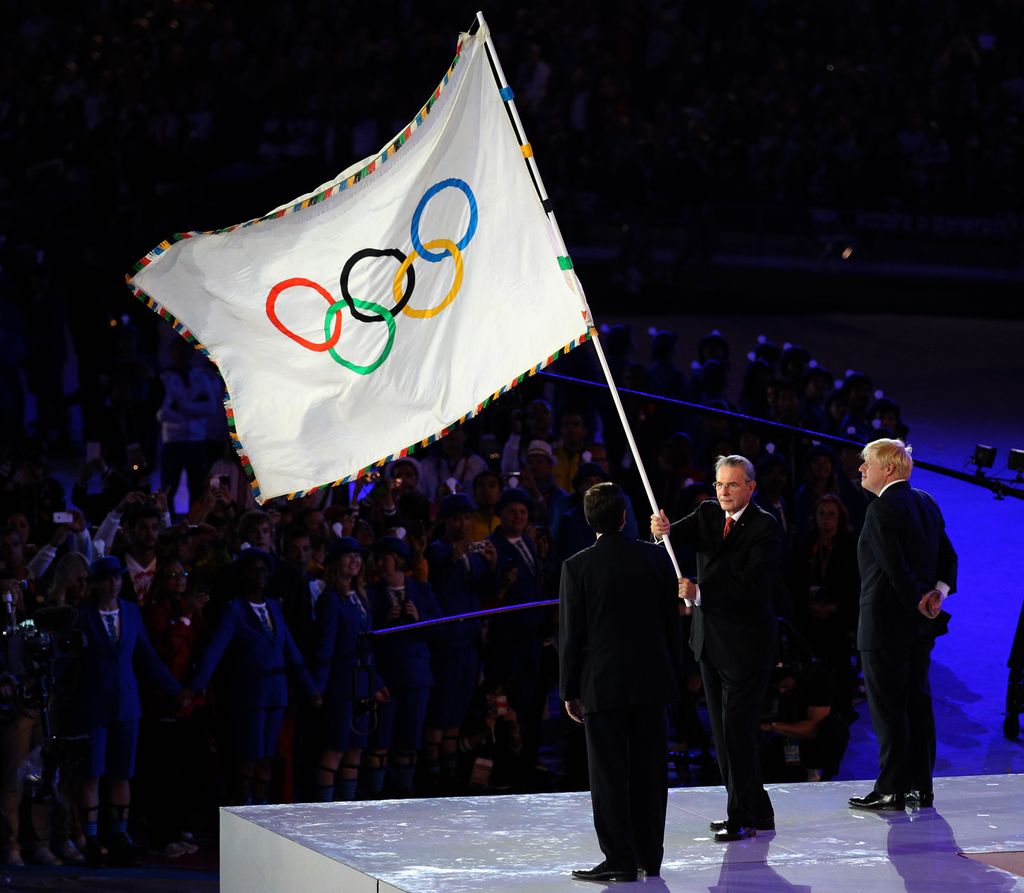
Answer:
[
  {"left": 651, "top": 455, "right": 782, "bottom": 841},
  {"left": 561, "top": 482, "right": 683, "bottom": 882},
  {"left": 109, "top": 501, "right": 163, "bottom": 605}
]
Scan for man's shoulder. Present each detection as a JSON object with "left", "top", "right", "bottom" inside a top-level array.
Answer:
[
  {"left": 563, "top": 542, "right": 597, "bottom": 568},
  {"left": 407, "top": 577, "right": 435, "bottom": 597},
  {"left": 696, "top": 499, "right": 723, "bottom": 517},
  {"left": 425, "top": 539, "right": 450, "bottom": 558},
  {"left": 875, "top": 483, "right": 916, "bottom": 510},
  {"left": 748, "top": 501, "right": 781, "bottom": 525},
  {"left": 117, "top": 599, "right": 143, "bottom": 619},
  {"left": 588, "top": 534, "right": 672, "bottom": 565},
  {"left": 909, "top": 486, "right": 939, "bottom": 507}
]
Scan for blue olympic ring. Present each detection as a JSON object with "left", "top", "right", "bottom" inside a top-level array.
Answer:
[{"left": 409, "top": 178, "right": 478, "bottom": 263}]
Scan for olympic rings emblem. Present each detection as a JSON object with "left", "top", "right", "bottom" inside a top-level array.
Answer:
[{"left": 265, "top": 178, "right": 478, "bottom": 376}]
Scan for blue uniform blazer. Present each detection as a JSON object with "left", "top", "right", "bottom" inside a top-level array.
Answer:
[
  {"left": 74, "top": 599, "right": 181, "bottom": 724},
  {"left": 369, "top": 577, "right": 441, "bottom": 691},
  {"left": 191, "top": 597, "right": 317, "bottom": 710},
  {"left": 311, "top": 589, "right": 382, "bottom": 703},
  {"left": 424, "top": 540, "right": 488, "bottom": 649},
  {"left": 486, "top": 532, "right": 544, "bottom": 644}
]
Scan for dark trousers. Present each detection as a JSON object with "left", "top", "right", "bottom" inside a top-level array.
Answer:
[
  {"left": 584, "top": 704, "right": 668, "bottom": 876},
  {"left": 701, "top": 659, "right": 774, "bottom": 829},
  {"left": 160, "top": 440, "right": 210, "bottom": 506},
  {"left": 861, "top": 638, "right": 935, "bottom": 795}
]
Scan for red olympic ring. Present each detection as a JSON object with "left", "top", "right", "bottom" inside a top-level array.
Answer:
[{"left": 266, "top": 278, "right": 342, "bottom": 352}]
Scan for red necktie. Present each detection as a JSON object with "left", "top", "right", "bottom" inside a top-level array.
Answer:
[{"left": 723, "top": 516, "right": 734, "bottom": 539}]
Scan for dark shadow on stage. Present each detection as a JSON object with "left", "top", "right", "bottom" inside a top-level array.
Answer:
[
  {"left": 880, "top": 809, "right": 1018, "bottom": 893},
  {"left": 709, "top": 835, "right": 812, "bottom": 893}
]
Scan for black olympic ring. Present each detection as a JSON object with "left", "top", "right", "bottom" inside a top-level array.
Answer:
[{"left": 339, "top": 248, "right": 416, "bottom": 323}]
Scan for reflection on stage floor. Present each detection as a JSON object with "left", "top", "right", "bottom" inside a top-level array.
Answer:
[{"left": 221, "top": 774, "right": 1024, "bottom": 892}]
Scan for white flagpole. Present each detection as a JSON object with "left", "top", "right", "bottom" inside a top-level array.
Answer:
[{"left": 475, "top": 12, "right": 691, "bottom": 604}]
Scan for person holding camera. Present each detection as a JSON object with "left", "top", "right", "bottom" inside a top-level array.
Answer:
[
  {"left": 417, "top": 428, "right": 489, "bottom": 503},
  {"left": 380, "top": 459, "right": 431, "bottom": 521},
  {"left": 366, "top": 536, "right": 440, "bottom": 798},
  {"left": 458, "top": 684, "right": 524, "bottom": 793},
  {"left": 21, "top": 509, "right": 94, "bottom": 594},
  {"left": 309, "top": 537, "right": 388, "bottom": 802},
  {"left": 759, "top": 659, "right": 850, "bottom": 782},
  {"left": 0, "top": 593, "right": 70, "bottom": 867},
  {"left": 93, "top": 494, "right": 168, "bottom": 605},
  {"left": 422, "top": 494, "right": 496, "bottom": 792},
  {"left": 560, "top": 482, "right": 683, "bottom": 882},
  {"left": 0, "top": 528, "right": 36, "bottom": 615},
  {"left": 69, "top": 556, "right": 186, "bottom": 867}
]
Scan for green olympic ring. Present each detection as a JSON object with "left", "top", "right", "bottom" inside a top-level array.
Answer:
[{"left": 324, "top": 297, "right": 396, "bottom": 376}]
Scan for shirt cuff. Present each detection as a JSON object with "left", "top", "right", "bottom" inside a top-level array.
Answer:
[
  {"left": 935, "top": 581, "right": 950, "bottom": 598},
  {"left": 175, "top": 616, "right": 192, "bottom": 627},
  {"left": 694, "top": 584, "right": 702, "bottom": 607}
]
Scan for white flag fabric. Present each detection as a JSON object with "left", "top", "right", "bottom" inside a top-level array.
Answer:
[{"left": 128, "top": 22, "right": 590, "bottom": 503}]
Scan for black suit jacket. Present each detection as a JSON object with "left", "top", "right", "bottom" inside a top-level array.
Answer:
[
  {"left": 559, "top": 532, "right": 684, "bottom": 713},
  {"left": 856, "top": 481, "right": 958, "bottom": 651},
  {"left": 666, "top": 500, "right": 782, "bottom": 673}
]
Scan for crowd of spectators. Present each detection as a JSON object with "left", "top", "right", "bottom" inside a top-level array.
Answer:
[
  {"left": 3, "top": 1, "right": 1023, "bottom": 289},
  {"left": 0, "top": 0, "right": 965, "bottom": 871},
  {"left": 1, "top": 303, "right": 907, "bottom": 865}
]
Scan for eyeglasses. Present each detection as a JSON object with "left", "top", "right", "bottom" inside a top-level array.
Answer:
[
  {"left": 713, "top": 481, "right": 746, "bottom": 491},
  {"left": 165, "top": 570, "right": 189, "bottom": 579}
]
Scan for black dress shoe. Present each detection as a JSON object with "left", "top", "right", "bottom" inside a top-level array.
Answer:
[
  {"left": 906, "top": 790, "right": 934, "bottom": 807},
  {"left": 710, "top": 817, "right": 775, "bottom": 832},
  {"left": 108, "top": 833, "right": 141, "bottom": 867},
  {"left": 84, "top": 838, "right": 104, "bottom": 869},
  {"left": 848, "top": 791, "right": 905, "bottom": 811},
  {"left": 713, "top": 826, "right": 756, "bottom": 842},
  {"left": 571, "top": 861, "right": 637, "bottom": 882}
]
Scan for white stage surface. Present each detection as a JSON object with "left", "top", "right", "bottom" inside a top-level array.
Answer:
[{"left": 221, "top": 774, "right": 1024, "bottom": 892}]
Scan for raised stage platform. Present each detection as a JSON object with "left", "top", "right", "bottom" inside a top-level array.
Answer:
[{"left": 221, "top": 774, "right": 1024, "bottom": 892}]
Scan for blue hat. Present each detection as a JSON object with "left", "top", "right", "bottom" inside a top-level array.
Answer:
[
  {"left": 439, "top": 493, "right": 475, "bottom": 518},
  {"left": 325, "top": 536, "right": 368, "bottom": 562},
  {"left": 496, "top": 487, "right": 532, "bottom": 512},
  {"left": 88, "top": 555, "right": 124, "bottom": 582},
  {"left": 235, "top": 547, "right": 275, "bottom": 572},
  {"left": 371, "top": 536, "right": 411, "bottom": 562}
]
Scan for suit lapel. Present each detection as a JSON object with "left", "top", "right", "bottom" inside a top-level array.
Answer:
[
  {"left": 115, "top": 603, "right": 127, "bottom": 653},
  {"left": 719, "top": 508, "right": 755, "bottom": 550}
]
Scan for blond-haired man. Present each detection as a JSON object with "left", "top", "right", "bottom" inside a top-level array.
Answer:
[{"left": 848, "top": 438, "right": 957, "bottom": 811}]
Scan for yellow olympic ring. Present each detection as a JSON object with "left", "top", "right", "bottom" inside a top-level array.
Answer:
[{"left": 393, "top": 238, "right": 464, "bottom": 319}]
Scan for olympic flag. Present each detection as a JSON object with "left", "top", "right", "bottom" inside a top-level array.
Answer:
[{"left": 127, "top": 20, "right": 591, "bottom": 502}]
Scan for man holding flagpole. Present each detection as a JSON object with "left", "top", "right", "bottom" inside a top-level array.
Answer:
[
  {"left": 651, "top": 455, "right": 782, "bottom": 842},
  {"left": 125, "top": 10, "right": 702, "bottom": 871}
]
